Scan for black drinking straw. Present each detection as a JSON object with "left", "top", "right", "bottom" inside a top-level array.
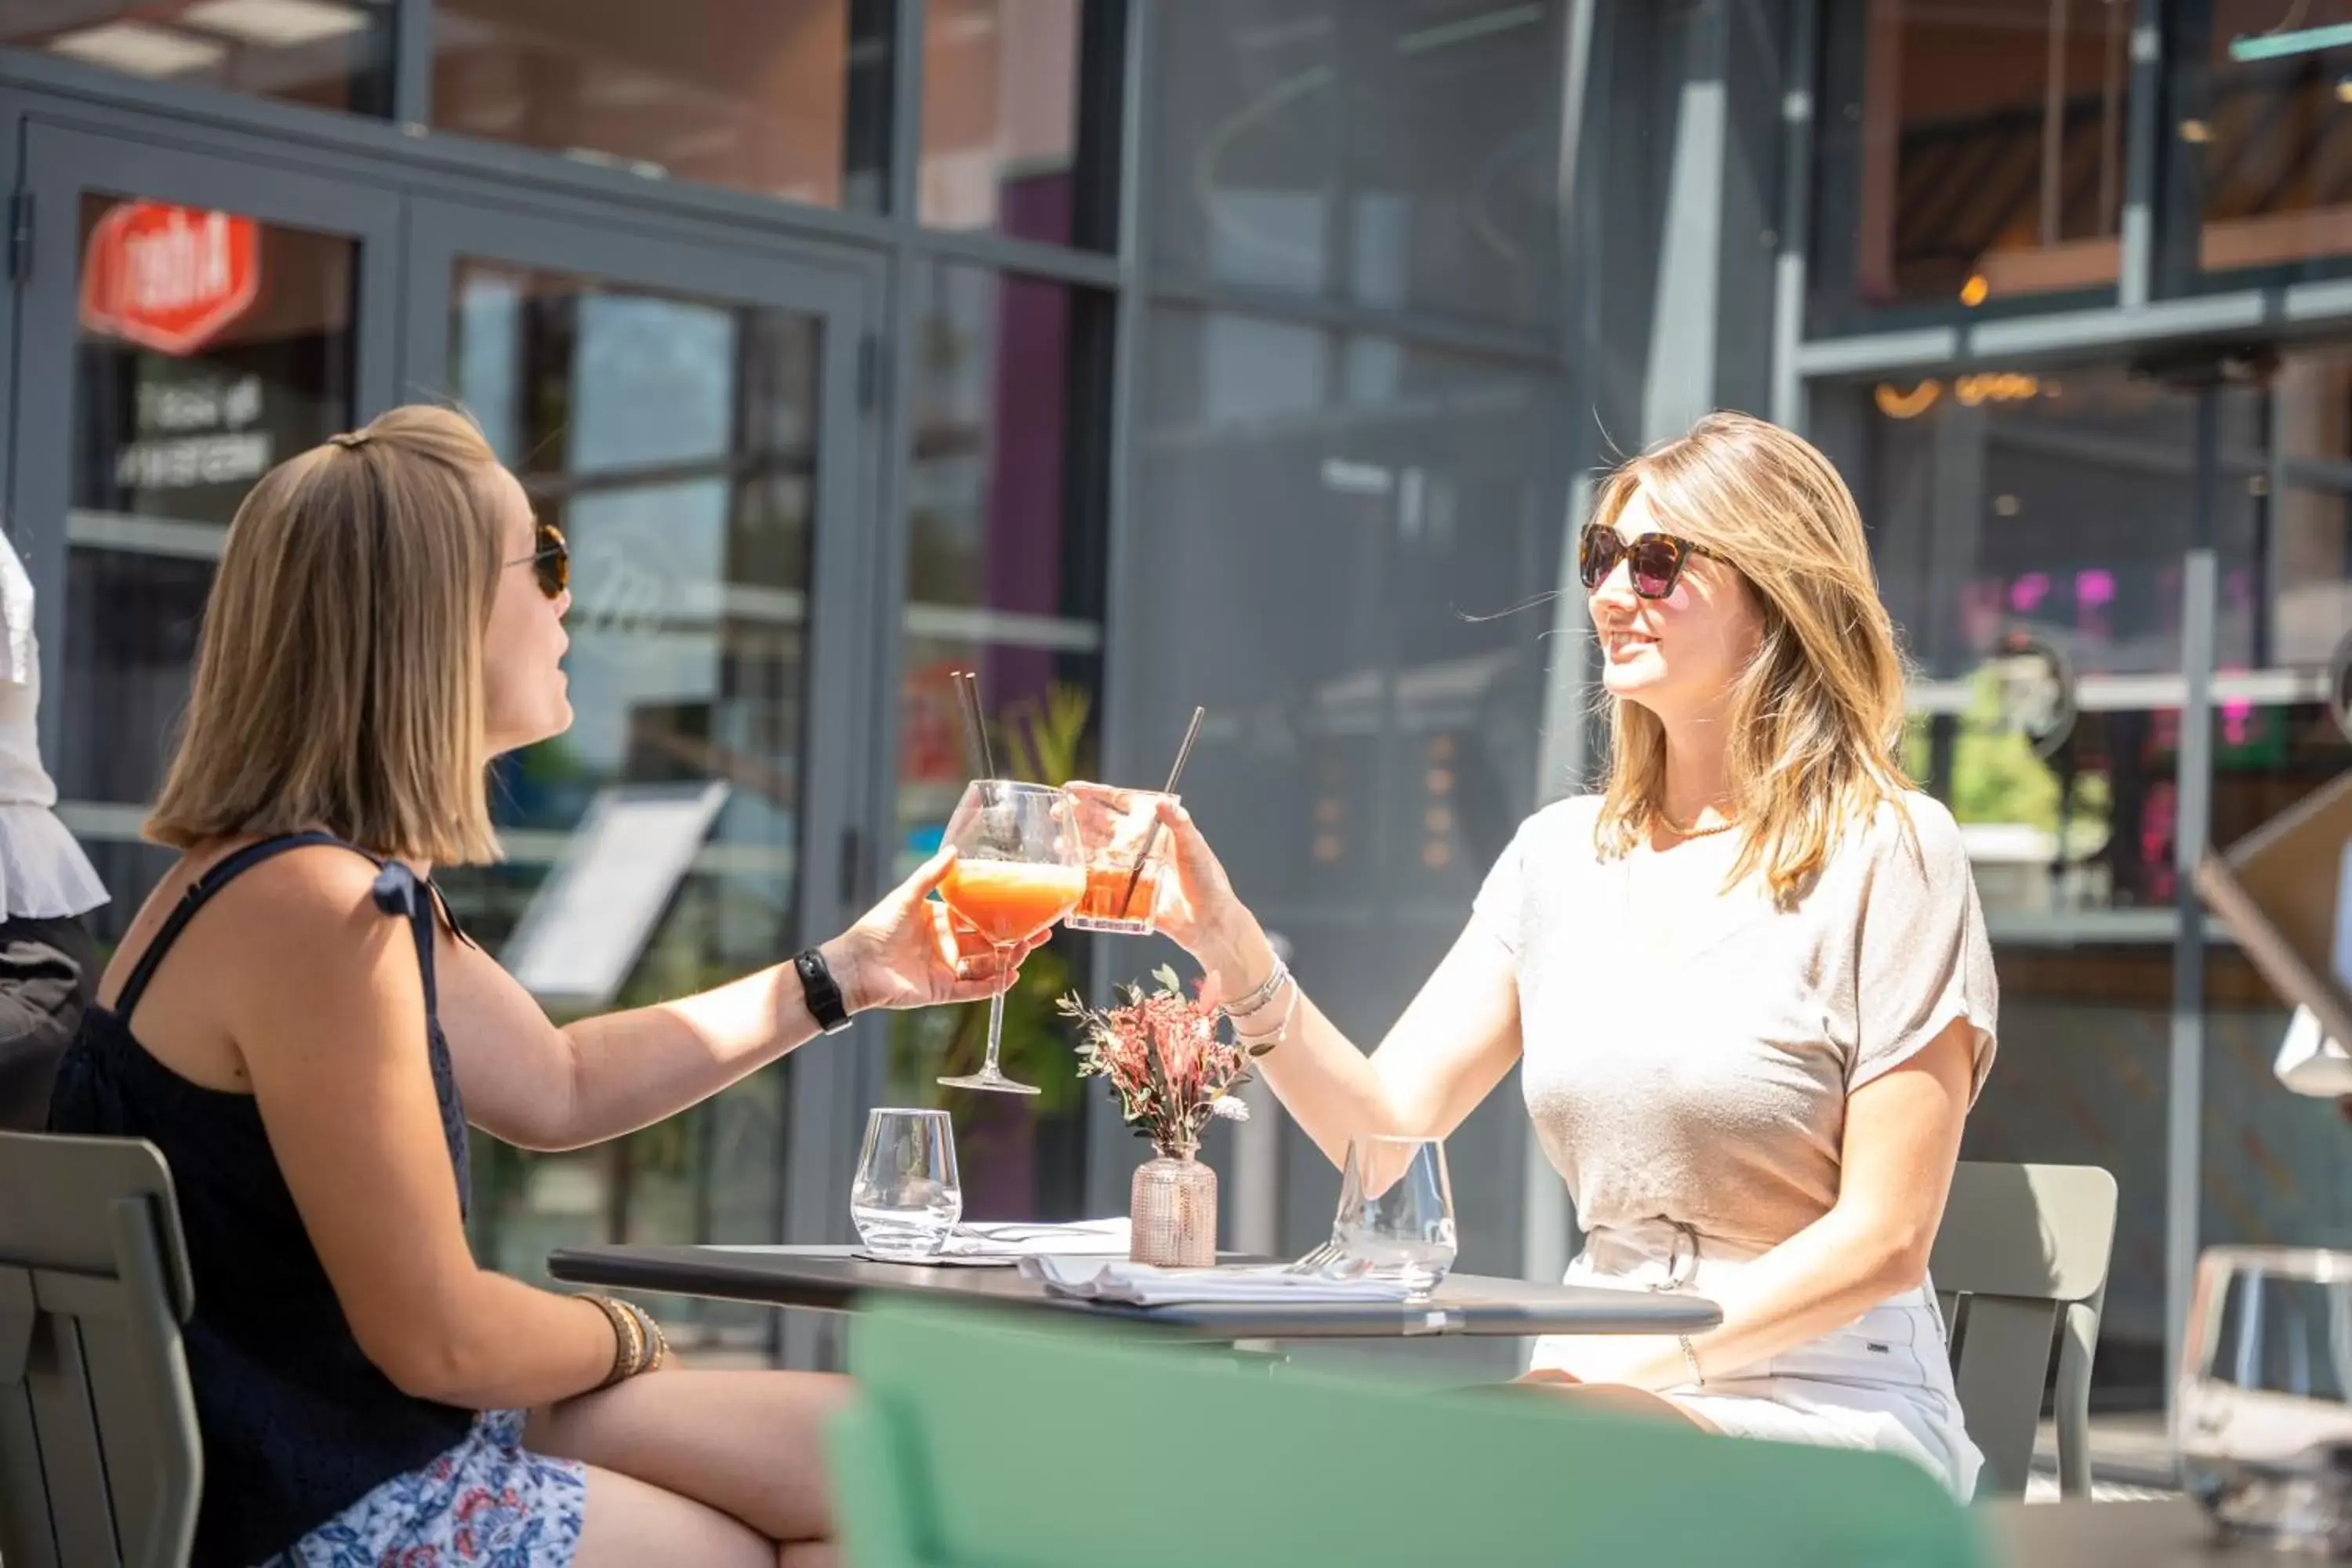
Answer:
[
  {"left": 954, "top": 670, "right": 997, "bottom": 781},
  {"left": 1118, "top": 705, "right": 1205, "bottom": 916}
]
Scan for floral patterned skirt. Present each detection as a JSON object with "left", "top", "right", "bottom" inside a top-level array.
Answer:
[{"left": 260, "top": 1408, "right": 588, "bottom": 1567}]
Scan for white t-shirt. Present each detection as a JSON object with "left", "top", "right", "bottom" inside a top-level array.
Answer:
[
  {"left": 0, "top": 543, "right": 105, "bottom": 920},
  {"left": 1472, "top": 791, "right": 1998, "bottom": 1250}
]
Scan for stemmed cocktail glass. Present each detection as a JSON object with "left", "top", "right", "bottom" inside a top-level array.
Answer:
[{"left": 934, "top": 780, "right": 1084, "bottom": 1095}]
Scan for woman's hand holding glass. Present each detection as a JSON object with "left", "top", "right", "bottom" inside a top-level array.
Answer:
[{"left": 820, "top": 845, "right": 1048, "bottom": 1016}]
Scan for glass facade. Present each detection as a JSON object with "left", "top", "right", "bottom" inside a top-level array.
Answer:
[
  {"left": 1811, "top": 0, "right": 2131, "bottom": 329},
  {"left": 5, "top": 1, "right": 394, "bottom": 114},
  {"left": 918, "top": 0, "right": 1115, "bottom": 249},
  {"left": 889, "top": 260, "right": 1111, "bottom": 1221},
  {"left": 443, "top": 263, "right": 822, "bottom": 1355},
  {"left": 431, "top": 0, "right": 891, "bottom": 209},
  {"left": 1808, "top": 5, "right": 2352, "bottom": 1403},
  {"left": 1131, "top": 304, "right": 1566, "bottom": 1265},
  {"left": 2165, "top": 0, "right": 2352, "bottom": 285},
  {"left": 1151, "top": 0, "right": 1566, "bottom": 332}
]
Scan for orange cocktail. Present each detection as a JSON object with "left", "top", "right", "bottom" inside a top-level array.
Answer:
[
  {"left": 1074, "top": 861, "right": 1163, "bottom": 927},
  {"left": 939, "top": 858, "right": 1086, "bottom": 946}
]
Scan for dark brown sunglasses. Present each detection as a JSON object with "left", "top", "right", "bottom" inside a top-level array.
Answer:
[
  {"left": 507, "top": 521, "right": 568, "bottom": 600},
  {"left": 1577, "top": 523, "right": 1722, "bottom": 600}
]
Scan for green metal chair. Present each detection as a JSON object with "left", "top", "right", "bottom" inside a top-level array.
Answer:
[
  {"left": 0, "top": 1131, "right": 201, "bottom": 1568},
  {"left": 1929, "top": 1160, "right": 2120, "bottom": 1499},
  {"left": 827, "top": 1298, "right": 1985, "bottom": 1568}
]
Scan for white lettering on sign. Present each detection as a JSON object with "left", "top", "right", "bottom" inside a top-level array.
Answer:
[
  {"left": 125, "top": 210, "right": 235, "bottom": 316},
  {"left": 114, "top": 433, "right": 273, "bottom": 490},
  {"left": 136, "top": 375, "right": 263, "bottom": 434}
]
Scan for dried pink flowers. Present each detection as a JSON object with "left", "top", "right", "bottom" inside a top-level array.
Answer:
[{"left": 1059, "top": 965, "right": 1267, "bottom": 1155}]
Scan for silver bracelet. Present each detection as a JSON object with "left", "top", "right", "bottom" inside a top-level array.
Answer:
[
  {"left": 1232, "top": 975, "right": 1300, "bottom": 1050},
  {"left": 1223, "top": 954, "right": 1290, "bottom": 1019},
  {"left": 1677, "top": 1334, "right": 1705, "bottom": 1388}
]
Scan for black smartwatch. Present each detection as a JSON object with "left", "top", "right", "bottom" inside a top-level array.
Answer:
[{"left": 793, "top": 947, "right": 855, "bottom": 1034}]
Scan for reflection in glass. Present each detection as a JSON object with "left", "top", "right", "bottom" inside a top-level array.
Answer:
[
  {"left": 2171, "top": 1, "right": 2352, "bottom": 281},
  {"left": 442, "top": 262, "right": 821, "bottom": 1359},
  {"left": 1151, "top": 0, "right": 1564, "bottom": 331},
  {"left": 1810, "top": 0, "right": 2128, "bottom": 326},
  {"left": 888, "top": 262, "right": 1110, "bottom": 1218},
  {"left": 1849, "top": 367, "right": 2238, "bottom": 918},
  {"left": 5, "top": 0, "right": 392, "bottom": 114},
  {"left": 920, "top": 0, "right": 1112, "bottom": 249},
  {"left": 433, "top": 0, "right": 887, "bottom": 211},
  {"left": 1135, "top": 303, "right": 1564, "bottom": 1263},
  {"left": 1844, "top": 340, "right": 2352, "bottom": 1409},
  {"left": 60, "top": 194, "right": 358, "bottom": 924}
]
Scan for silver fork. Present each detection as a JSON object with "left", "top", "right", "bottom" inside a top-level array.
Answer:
[{"left": 1283, "top": 1236, "right": 1345, "bottom": 1276}]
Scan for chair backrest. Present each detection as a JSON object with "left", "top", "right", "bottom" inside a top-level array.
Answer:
[
  {"left": 0, "top": 1131, "right": 201, "bottom": 1568},
  {"left": 828, "top": 1300, "right": 1984, "bottom": 1568},
  {"left": 1928, "top": 1160, "right": 2119, "bottom": 1497}
]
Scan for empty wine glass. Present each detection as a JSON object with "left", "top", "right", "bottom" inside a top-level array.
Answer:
[
  {"left": 2176, "top": 1247, "right": 2352, "bottom": 1551},
  {"left": 934, "top": 780, "right": 1083, "bottom": 1095},
  {"left": 1330, "top": 1135, "right": 1457, "bottom": 1299},
  {"left": 850, "top": 1108, "right": 961, "bottom": 1260}
]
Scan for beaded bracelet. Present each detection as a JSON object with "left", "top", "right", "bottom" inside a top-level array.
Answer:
[
  {"left": 578, "top": 1293, "right": 669, "bottom": 1388},
  {"left": 1224, "top": 955, "right": 1291, "bottom": 1019},
  {"left": 577, "top": 1293, "right": 641, "bottom": 1388},
  {"left": 620, "top": 1299, "right": 669, "bottom": 1374}
]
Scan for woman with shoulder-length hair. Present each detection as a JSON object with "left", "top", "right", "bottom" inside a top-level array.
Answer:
[
  {"left": 48, "top": 405, "right": 1039, "bottom": 1566},
  {"left": 1128, "top": 409, "right": 1998, "bottom": 1497}
]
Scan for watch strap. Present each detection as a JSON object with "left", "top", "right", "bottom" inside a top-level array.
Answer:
[{"left": 793, "top": 947, "right": 854, "bottom": 1033}]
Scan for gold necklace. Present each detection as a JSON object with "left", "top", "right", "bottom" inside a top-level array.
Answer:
[{"left": 1653, "top": 808, "right": 1740, "bottom": 840}]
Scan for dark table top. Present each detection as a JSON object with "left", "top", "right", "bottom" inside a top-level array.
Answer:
[
  {"left": 546, "top": 1243, "right": 1724, "bottom": 1341},
  {"left": 1984, "top": 1499, "right": 2282, "bottom": 1567}
]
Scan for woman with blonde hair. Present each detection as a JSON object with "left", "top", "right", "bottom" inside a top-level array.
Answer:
[
  {"left": 47, "top": 405, "right": 1041, "bottom": 1566},
  {"left": 1138, "top": 409, "right": 1996, "bottom": 1496}
]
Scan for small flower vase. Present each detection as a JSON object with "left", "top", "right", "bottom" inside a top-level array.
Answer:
[{"left": 1130, "top": 1141, "right": 1217, "bottom": 1268}]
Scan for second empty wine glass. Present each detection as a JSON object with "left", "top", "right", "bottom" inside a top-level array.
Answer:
[
  {"left": 850, "top": 1108, "right": 961, "bottom": 1259},
  {"left": 1331, "top": 1135, "right": 1458, "bottom": 1298},
  {"left": 935, "top": 780, "right": 1084, "bottom": 1095}
]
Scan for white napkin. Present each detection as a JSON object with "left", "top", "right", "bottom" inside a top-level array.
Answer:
[
  {"left": 1019, "top": 1254, "right": 1414, "bottom": 1306},
  {"left": 843, "top": 1218, "right": 1136, "bottom": 1269},
  {"left": 948, "top": 1218, "right": 1133, "bottom": 1258}
]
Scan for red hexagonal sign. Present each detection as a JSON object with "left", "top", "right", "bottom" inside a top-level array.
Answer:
[{"left": 78, "top": 201, "right": 262, "bottom": 358}]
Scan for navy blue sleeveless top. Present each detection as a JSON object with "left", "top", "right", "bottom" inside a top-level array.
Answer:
[{"left": 45, "top": 833, "right": 476, "bottom": 1567}]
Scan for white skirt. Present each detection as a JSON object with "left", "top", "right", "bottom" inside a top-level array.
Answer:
[{"left": 1527, "top": 1221, "right": 1984, "bottom": 1500}]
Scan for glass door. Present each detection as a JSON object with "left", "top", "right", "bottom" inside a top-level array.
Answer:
[
  {"left": 7, "top": 121, "right": 400, "bottom": 929},
  {"left": 401, "top": 199, "right": 879, "bottom": 1362}
]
